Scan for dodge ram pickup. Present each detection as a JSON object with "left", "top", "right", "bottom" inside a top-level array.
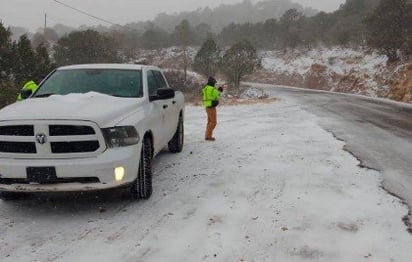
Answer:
[{"left": 0, "top": 64, "right": 185, "bottom": 200}]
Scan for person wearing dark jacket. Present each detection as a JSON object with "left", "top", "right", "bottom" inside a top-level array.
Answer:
[{"left": 202, "top": 76, "right": 223, "bottom": 141}]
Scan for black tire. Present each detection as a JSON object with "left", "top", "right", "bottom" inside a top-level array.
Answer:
[
  {"left": 131, "top": 136, "right": 152, "bottom": 199},
  {"left": 168, "top": 114, "right": 184, "bottom": 153},
  {"left": 0, "top": 192, "right": 28, "bottom": 201}
]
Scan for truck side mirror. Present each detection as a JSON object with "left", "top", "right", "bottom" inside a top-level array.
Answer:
[
  {"left": 150, "top": 88, "right": 175, "bottom": 101},
  {"left": 20, "top": 89, "right": 33, "bottom": 100},
  {"left": 157, "top": 88, "right": 175, "bottom": 100}
]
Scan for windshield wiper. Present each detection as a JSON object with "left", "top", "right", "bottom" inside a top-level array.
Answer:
[{"left": 34, "top": 93, "right": 54, "bottom": 98}]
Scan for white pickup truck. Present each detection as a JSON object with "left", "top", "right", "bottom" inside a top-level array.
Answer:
[{"left": 0, "top": 64, "right": 185, "bottom": 200}]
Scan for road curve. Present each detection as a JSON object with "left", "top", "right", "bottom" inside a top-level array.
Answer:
[{"left": 255, "top": 84, "right": 412, "bottom": 210}]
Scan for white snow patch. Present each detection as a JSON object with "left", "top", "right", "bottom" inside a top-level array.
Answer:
[
  {"left": 239, "top": 87, "right": 266, "bottom": 99},
  {"left": 260, "top": 47, "right": 389, "bottom": 96},
  {"left": 0, "top": 99, "right": 410, "bottom": 261},
  {"left": 261, "top": 48, "right": 387, "bottom": 76}
]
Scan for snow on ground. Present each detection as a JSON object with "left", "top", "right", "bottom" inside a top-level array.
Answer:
[
  {"left": 1, "top": 98, "right": 411, "bottom": 261},
  {"left": 261, "top": 48, "right": 387, "bottom": 76},
  {"left": 260, "top": 47, "right": 389, "bottom": 96}
]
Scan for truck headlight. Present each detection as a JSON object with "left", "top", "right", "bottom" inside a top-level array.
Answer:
[{"left": 102, "top": 126, "right": 139, "bottom": 148}]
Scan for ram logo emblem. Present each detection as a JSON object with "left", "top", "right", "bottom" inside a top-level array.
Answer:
[{"left": 35, "top": 133, "right": 47, "bottom": 144}]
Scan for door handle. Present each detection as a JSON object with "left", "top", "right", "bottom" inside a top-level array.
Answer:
[
  {"left": 163, "top": 105, "right": 168, "bottom": 109},
  {"left": 172, "top": 101, "right": 176, "bottom": 104}
]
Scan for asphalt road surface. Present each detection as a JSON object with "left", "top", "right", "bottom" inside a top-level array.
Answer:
[{"left": 257, "top": 84, "right": 412, "bottom": 210}]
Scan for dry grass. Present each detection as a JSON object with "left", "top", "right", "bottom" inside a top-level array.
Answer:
[
  {"left": 388, "top": 63, "right": 412, "bottom": 102},
  {"left": 188, "top": 97, "right": 278, "bottom": 106},
  {"left": 222, "top": 97, "right": 278, "bottom": 105}
]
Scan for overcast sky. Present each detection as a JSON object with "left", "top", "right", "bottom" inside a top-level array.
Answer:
[{"left": 0, "top": 0, "right": 345, "bottom": 32}]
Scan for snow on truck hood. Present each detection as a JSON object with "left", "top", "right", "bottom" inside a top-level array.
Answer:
[{"left": 0, "top": 92, "right": 144, "bottom": 127}]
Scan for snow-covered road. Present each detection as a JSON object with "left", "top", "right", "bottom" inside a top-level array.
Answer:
[{"left": 1, "top": 99, "right": 411, "bottom": 261}]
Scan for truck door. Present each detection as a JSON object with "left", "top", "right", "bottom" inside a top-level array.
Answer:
[
  {"left": 146, "top": 70, "right": 168, "bottom": 152},
  {"left": 153, "top": 70, "right": 178, "bottom": 139}
]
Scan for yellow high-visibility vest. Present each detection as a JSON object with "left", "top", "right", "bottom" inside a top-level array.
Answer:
[
  {"left": 17, "top": 80, "right": 38, "bottom": 101},
  {"left": 202, "top": 84, "right": 220, "bottom": 107}
]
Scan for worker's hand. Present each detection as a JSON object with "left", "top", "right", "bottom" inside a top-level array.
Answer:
[{"left": 218, "top": 86, "right": 223, "bottom": 92}]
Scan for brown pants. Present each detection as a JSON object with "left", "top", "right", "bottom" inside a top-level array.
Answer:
[{"left": 205, "top": 107, "right": 217, "bottom": 139}]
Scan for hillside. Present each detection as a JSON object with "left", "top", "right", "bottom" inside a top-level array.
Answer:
[
  {"left": 388, "top": 64, "right": 412, "bottom": 103},
  {"left": 140, "top": 46, "right": 412, "bottom": 104},
  {"left": 10, "top": 0, "right": 319, "bottom": 37},
  {"left": 151, "top": 0, "right": 317, "bottom": 32},
  {"left": 245, "top": 48, "right": 412, "bottom": 103}
]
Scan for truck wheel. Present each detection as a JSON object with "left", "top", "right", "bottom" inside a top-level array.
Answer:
[
  {"left": 131, "top": 136, "right": 152, "bottom": 199},
  {"left": 0, "top": 192, "right": 28, "bottom": 201},
  {"left": 168, "top": 114, "right": 184, "bottom": 153}
]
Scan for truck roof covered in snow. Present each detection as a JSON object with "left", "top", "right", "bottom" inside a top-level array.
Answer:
[{"left": 57, "top": 63, "right": 159, "bottom": 71}]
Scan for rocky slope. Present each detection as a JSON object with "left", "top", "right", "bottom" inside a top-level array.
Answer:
[
  {"left": 388, "top": 63, "right": 412, "bottom": 103},
  {"left": 249, "top": 48, "right": 412, "bottom": 103},
  {"left": 139, "top": 46, "right": 412, "bottom": 104}
]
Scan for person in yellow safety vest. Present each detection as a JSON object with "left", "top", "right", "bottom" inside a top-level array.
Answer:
[
  {"left": 202, "top": 76, "right": 223, "bottom": 141},
  {"left": 16, "top": 80, "right": 38, "bottom": 101}
]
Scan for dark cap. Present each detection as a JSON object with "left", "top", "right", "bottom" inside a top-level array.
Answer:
[{"left": 207, "top": 76, "right": 217, "bottom": 86}]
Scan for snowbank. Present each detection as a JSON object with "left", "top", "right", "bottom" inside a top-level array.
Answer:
[
  {"left": 261, "top": 48, "right": 387, "bottom": 77},
  {"left": 1, "top": 99, "right": 411, "bottom": 261},
  {"left": 258, "top": 47, "right": 391, "bottom": 97}
]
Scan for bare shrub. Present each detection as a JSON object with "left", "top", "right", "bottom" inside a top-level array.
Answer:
[{"left": 163, "top": 70, "right": 204, "bottom": 102}]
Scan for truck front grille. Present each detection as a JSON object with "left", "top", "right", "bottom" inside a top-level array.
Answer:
[
  {"left": 0, "top": 125, "right": 34, "bottom": 136},
  {"left": 49, "top": 125, "right": 96, "bottom": 136},
  {"left": 0, "top": 141, "right": 36, "bottom": 153},
  {"left": 0, "top": 121, "right": 105, "bottom": 158},
  {"left": 51, "top": 141, "right": 100, "bottom": 153}
]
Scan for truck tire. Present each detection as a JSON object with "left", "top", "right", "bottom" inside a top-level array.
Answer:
[
  {"left": 168, "top": 114, "right": 184, "bottom": 153},
  {"left": 131, "top": 136, "right": 152, "bottom": 199}
]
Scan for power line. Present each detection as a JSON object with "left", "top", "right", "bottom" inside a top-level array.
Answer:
[{"left": 52, "top": 0, "right": 122, "bottom": 27}]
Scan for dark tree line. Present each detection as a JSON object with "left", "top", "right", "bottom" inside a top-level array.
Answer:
[
  {"left": 0, "top": 22, "right": 54, "bottom": 107},
  {"left": 106, "top": 0, "right": 384, "bottom": 50},
  {"left": 0, "top": 25, "right": 54, "bottom": 85},
  {"left": 1, "top": 0, "right": 412, "bottom": 108},
  {"left": 111, "top": 0, "right": 410, "bottom": 60},
  {"left": 6, "top": 0, "right": 411, "bottom": 67},
  {"left": 193, "top": 39, "right": 260, "bottom": 88}
]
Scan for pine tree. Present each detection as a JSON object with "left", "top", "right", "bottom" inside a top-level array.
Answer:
[
  {"left": 193, "top": 39, "right": 220, "bottom": 78},
  {"left": 365, "top": 0, "right": 409, "bottom": 62},
  {"left": 172, "top": 20, "right": 195, "bottom": 81},
  {"left": 13, "top": 35, "right": 36, "bottom": 85},
  {"left": 221, "top": 40, "right": 260, "bottom": 88},
  {"left": 54, "top": 30, "right": 121, "bottom": 66},
  {"left": 0, "top": 22, "right": 18, "bottom": 108},
  {"left": 0, "top": 22, "right": 13, "bottom": 80},
  {"left": 34, "top": 43, "right": 54, "bottom": 80},
  {"left": 278, "top": 9, "right": 305, "bottom": 50},
  {"left": 140, "top": 23, "right": 169, "bottom": 49}
]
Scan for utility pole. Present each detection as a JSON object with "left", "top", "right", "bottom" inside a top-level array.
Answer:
[{"left": 44, "top": 13, "right": 47, "bottom": 35}]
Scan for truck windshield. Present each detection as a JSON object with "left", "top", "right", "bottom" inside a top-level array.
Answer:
[{"left": 34, "top": 69, "right": 143, "bottom": 98}]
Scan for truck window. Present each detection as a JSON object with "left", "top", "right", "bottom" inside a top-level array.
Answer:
[
  {"left": 153, "top": 71, "right": 168, "bottom": 89},
  {"left": 147, "top": 70, "right": 159, "bottom": 96}
]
